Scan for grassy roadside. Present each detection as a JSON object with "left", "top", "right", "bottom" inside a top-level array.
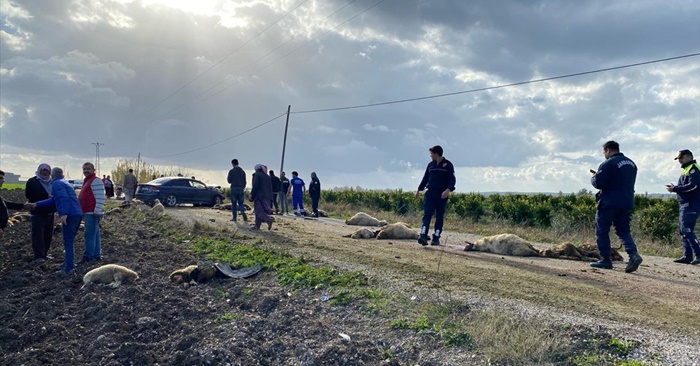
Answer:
[
  {"left": 130, "top": 208, "right": 656, "bottom": 365},
  {"left": 317, "top": 202, "right": 684, "bottom": 258}
]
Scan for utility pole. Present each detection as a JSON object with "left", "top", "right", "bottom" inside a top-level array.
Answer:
[
  {"left": 280, "top": 105, "right": 291, "bottom": 174},
  {"left": 91, "top": 142, "right": 104, "bottom": 175}
]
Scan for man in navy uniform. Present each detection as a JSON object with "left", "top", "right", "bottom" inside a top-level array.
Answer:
[
  {"left": 590, "top": 141, "right": 643, "bottom": 273},
  {"left": 665, "top": 149, "right": 700, "bottom": 265},
  {"left": 415, "top": 145, "right": 456, "bottom": 246}
]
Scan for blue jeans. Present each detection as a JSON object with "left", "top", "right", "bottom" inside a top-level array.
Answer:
[
  {"left": 230, "top": 187, "right": 246, "bottom": 219},
  {"left": 62, "top": 215, "right": 82, "bottom": 272},
  {"left": 679, "top": 205, "right": 700, "bottom": 258},
  {"left": 421, "top": 192, "right": 448, "bottom": 238},
  {"left": 279, "top": 190, "right": 289, "bottom": 213},
  {"left": 595, "top": 208, "right": 637, "bottom": 260},
  {"left": 83, "top": 214, "right": 102, "bottom": 260}
]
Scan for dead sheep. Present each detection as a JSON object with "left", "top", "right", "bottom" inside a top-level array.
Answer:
[
  {"left": 82, "top": 264, "right": 139, "bottom": 289},
  {"left": 464, "top": 234, "right": 540, "bottom": 257},
  {"left": 343, "top": 228, "right": 377, "bottom": 239},
  {"left": 151, "top": 199, "right": 165, "bottom": 215},
  {"left": 375, "top": 222, "right": 418, "bottom": 240},
  {"left": 345, "top": 212, "right": 388, "bottom": 227},
  {"left": 169, "top": 265, "right": 219, "bottom": 284},
  {"left": 540, "top": 242, "right": 624, "bottom": 262}
]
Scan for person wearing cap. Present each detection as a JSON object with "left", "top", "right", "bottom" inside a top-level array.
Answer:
[
  {"left": 415, "top": 145, "right": 456, "bottom": 246},
  {"left": 249, "top": 164, "right": 274, "bottom": 230},
  {"left": 665, "top": 149, "right": 700, "bottom": 265},
  {"left": 589, "top": 140, "right": 643, "bottom": 273}
]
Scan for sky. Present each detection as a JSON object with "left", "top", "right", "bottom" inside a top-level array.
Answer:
[{"left": 1, "top": 0, "right": 699, "bottom": 194}]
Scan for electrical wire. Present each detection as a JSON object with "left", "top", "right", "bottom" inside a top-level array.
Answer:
[
  {"left": 152, "top": 112, "right": 287, "bottom": 158},
  {"left": 292, "top": 52, "right": 700, "bottom": 114}
]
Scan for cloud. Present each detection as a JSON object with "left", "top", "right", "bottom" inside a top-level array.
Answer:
[{"left": 0, "top": 0, "right": 698, "bottom": 194}]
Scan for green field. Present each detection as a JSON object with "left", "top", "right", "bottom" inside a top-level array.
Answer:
[{"left": 1, "top": 183, "right": 25, "bottom": 190}]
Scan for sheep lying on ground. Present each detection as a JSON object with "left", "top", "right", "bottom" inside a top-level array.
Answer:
[
  {"left": 82, "top": 264, "right": 139, "bottom": 289},
  {"left": 464, "top": 234, "right": 540, "bottom": 257},
  {"left": 540, "top": 242, "right": 624, "bottom": 262},
  {"left": 376, "top": 222, "right": 418, "bottom": 240},
  {"left": 343, "top": 222, "right": 419, "bottom": 240},
  {"left": 151, "top": 198, "right": 165, "bottom": 215},
  {"left": 345, "top": 212, "right": 388, "bottom": 227},
  {"left": 169, "top": 264, "right": 219, "bottom": 284},
  {"left": 343, "top": 228, "right": 377, "bottom": 239}
]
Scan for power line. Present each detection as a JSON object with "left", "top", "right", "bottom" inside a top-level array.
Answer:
[
  {"left": 147, "top": 52, "right": 699, "bottom": 158},
  {"left": 151, "top": 112, "right": 288, "bottom": 158},
  {"left": 155, "top": 0, "right": 366, "bottom": 122},
  {"left": 292, "top": 52, "right": 700, "bottom": 114},
  {"left": 142, "top": 0, "right": 311, "bottom": 116}
]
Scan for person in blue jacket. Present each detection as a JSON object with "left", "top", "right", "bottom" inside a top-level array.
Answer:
[
  {"left": 290, "top": 171, "right": 306, "bottom": 216},
  {"left": 28, "top": 167, "right": 83, "bottom": 274},
  {"left": 415, "top": 145, "right": 456, "bottom": 246},
  {"left": 666, "top": 149, "right": 700, "bottom": 265},
  {"left": 590, "top": 141, "right": 643, "bottom": 273}
]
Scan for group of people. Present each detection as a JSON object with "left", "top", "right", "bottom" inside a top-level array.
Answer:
[
  {"left": 0, "top": 162, "right": 106, "bottom": 275},
  {"left": 418, "top": 142, "right": 699, "bottom": 275},
  {"left": 1, "top": 143, "right": 697, "bottom": 276},
  {"left": 227, "top": 159, "right": 322, "bottom": 230}
]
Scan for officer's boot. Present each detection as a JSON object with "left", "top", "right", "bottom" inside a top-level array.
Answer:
[
  {"left": 418, "top": 234, "right": 429, "bottom": 246},
  {"left": 625, "top": 252, "right": 643, "bottom": 273},
  {"left": 430, "top": 235, "right": 440, "bottom": 246},
  {"left": 590, "top": 258, "right": 613, "bottom": 269}
]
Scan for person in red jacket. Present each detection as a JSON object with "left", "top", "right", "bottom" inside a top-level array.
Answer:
[{"left": 78, "top": 162, "right": 105, "bottom": 263}]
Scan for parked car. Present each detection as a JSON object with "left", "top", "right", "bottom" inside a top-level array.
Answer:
[
  {"left": 68, "top": 179, "right": 84, "bottom": 190},
  {"left": 135, "top": 177, "right": 224, "bottom": 207}
]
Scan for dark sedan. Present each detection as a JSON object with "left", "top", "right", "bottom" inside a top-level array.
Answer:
[{"left": 135, "top": 177, "right": 224, "bottom": 207}]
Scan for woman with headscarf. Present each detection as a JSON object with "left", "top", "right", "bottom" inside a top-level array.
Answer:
[
  {"left": 309, "top": 172, "right": 321, "bottom": 218},
  {"left": 25, "top": 163, "right": 56, "bottom": 262},
  {"left": 249, "top": 164, "right": 274, "bottom": 230}
]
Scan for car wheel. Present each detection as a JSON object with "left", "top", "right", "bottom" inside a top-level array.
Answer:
[
  {"left": 209, "top": 195, "right": 223, "bottom": 207},
  {"left": 165, "top": 194, "right": 178, "bottom": 207}
]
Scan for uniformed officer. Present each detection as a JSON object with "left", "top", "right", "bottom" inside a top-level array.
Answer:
[
  {"left": 590, "top": 141, "right": 643, "bottom": 273},
  {"left": 415, "top": 145, "right": 456, "bottom": 246},
  {"left": 665, "top": 149, "right": 700, "bottom": 265}
]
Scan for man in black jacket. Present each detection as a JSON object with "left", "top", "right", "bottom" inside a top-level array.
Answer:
[
  {"left": 415, "top": 145, "right": 456, "bottom": 246},
  {"left": 1, "top": 169, "right": 29, "bottom": 240},
  {"left": 269, "top": 170, "right": 281, "bottom": 214},
  {"left": 309, "top": 172, "right": 321, "bottom": 218},
  {"left": 25, "top": 163, "right": 56, "bottom": 262}
]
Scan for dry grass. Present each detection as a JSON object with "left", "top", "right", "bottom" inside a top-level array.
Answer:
[{"left": 319, "top": 202, "right": 683, "bottom": 258}]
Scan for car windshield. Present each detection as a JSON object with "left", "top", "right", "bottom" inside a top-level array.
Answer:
[{"left": 148, "top": 178, "right": 171, "bottom": 185}]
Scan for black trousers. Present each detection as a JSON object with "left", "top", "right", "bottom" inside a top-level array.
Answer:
[
  {"left": 271, "top": 192, "right": 280, "bottom": 212},
  {"left": 311, "top": 195, "right": 320, "bottom": 216},
  {"left": 31, "top": 214, "right": 55, "bottom": 259}
]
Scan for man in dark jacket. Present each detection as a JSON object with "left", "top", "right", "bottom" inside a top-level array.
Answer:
[
  {"left": 250, "top": 164, "right": 274, "bottom": 230},
  {"left": 590, "top": 141, "right": 643, "bottom": 273},
  {"left": 279, "top": 172, "right": 291, "bottom": 215},
  {"left": 269, "top": 170, "right": 281, "bottom": 214},
  {"left": 415, "top": 145, "right": 456, "bottom": 246},
  {"left": 1, "top": 169, "right": 29, "bottom": 240},
  {"left": 666, "top": 149, "right": 700, "bottom": 265},
  {"left": 25, "top": 163, "right": 56, "bottom": 262},
  {"left": 309, "top": 172, "right": 321, "bottom": 218},
  {"left": 29, "top": 167, "right": 83, "bottom": 274},
  {"left": 227, "top": 159, "right": 247, "bottom": 222}
]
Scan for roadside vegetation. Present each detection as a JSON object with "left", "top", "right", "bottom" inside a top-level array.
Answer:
[
  {"left": 134, "top": 209, "right": 655, "bottom": 365},
  {"left": 305, "top": 189, "right": 682, "bottom": 258}
]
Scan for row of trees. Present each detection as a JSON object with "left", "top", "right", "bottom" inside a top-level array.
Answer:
[{"left": 317, "top": 189, "right": 680, "bottom": 244}]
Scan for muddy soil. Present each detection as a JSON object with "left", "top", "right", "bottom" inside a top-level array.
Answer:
[{"left": 2, "top": 187, "right": 699, "bottom": 366}]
